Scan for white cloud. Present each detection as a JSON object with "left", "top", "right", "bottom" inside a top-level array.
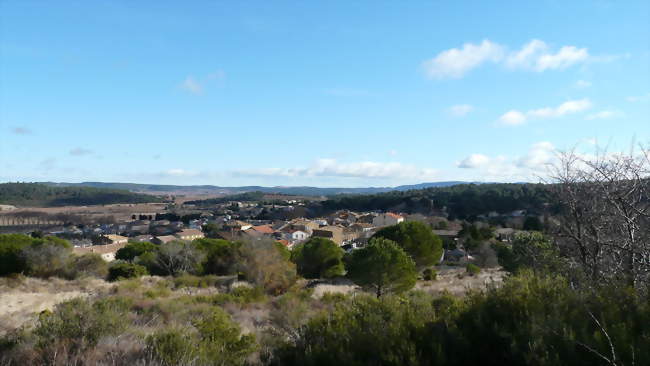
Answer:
[
  {"left": 528, "top": 98, "right": 592, "bottom": 118},
  {"left": 627, "top": 93, "right": 650, "bottom": 103},
  {"left": 424, "top": 39, "right": 593, "bottom": 79},
  {"left": 498, "top": 110, "right": 527, "bottom": 126},
  {"left": 448, "top": 104, "right": 474, "bottom": 117},
  {"left": 516, "top": 142, "right": 556, "bottom": 168},
  {"left": 235, "top": 159, "right": 438, "bottom": 180},
  {"left": 500, "top": 99, "right": 593, "bottom": 126},
  {"left": 180, "top": 77, "right": 203, "bottom": 95},
  {"left": 534, "top": 45, "right": 589, "bottom": 71},
  {"left": 574, "top": 80, "right": 592, "bottom": 88},
  {"left": 585, "top": 110, "right": 623, "bottom": 120},
  {"left": 456, "top": 142, "right": 557, "bottom": 181},
  {"left": 422, "top": 40, "right": 504, "bottom": 79},
  {"left": 161, "top": 169, "right": 198, "bottom": 177},
  {"left": 389, "top": 149, "right": 398, "bottom": 156},
  {"left": 457, "top": 154, "right": 490, "bottom": 169},
  {"left": 505, "top": 39, "right": 548, "bottom": 69}
]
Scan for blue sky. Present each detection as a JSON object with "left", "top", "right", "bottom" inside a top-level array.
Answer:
[{"left": 1, "top": 0, "right": 649, "bottom": 187}]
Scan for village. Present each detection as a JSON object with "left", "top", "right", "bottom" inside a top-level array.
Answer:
[{"left": 0, "top": 195, "right": 532, "bottom": 264}]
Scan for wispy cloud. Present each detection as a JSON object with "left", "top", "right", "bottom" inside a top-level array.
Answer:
[
  {"left": 422, "top": 40, "right": 504, "bottom": 79},
  {"left": 159, "top": 169, "right": 199, "bottom": 177},
  {"left": 627, "top": 93, "right": 650, "bottom": 103},
  {"left": 11, "top": 127, "right": 33, "bottom": 135},
  {"left": 69, "top": 148, "right": 93, "bottom": 156},
  {"left": 448, "top": 104, "right": 474, "bottom": 117},
  {"left": 498, "top": 98, "right": 593, "bottom": 126},
  {"left": 234, "top": 159, "right": 438, "bottom": 180},
  {"left": 180, "top": 76, "right": 203, "bottom": 95},
  {"left": 180, "top": 70, "right": 225, "bottom": 95},
  {"left": 585, "top": 110, "right": 623, "bottom": 120},
  {"left": 574, "top": 80, "right": 592, "bottom": 89},
  {"left": 457, "top": 154, "right": 490, "bottom": 168},
  {"left": 422, "top": 39, "right": 599, "bottom": 79}
]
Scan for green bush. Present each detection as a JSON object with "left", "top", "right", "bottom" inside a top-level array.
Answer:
[
  {"left": 67, "top": 253, "right": 108, "bottom": 279},
  {"left": 466, "top": 263, "right": 481, "bottom": 275},
  {"left": 212, "top": 286, "right": 267, "bottom": 305},
  {"left": 33, "top": 297, "right": 127, "bottom": 352},
  {"left": 107, "top": 262, "right": 148, "bottom": 281},
  {"left": 0, "top": 234, "right": 72, "bottom": 276},
  {"left": 173, "top": 274, "right": 220, "bottom": 288},
  {"left": 146, "top": 328, "right": 197, "bottom": 365},
  {"left": 115, "top": 241, "right": 157, "bottom": 262},
  {"left": 422, "top": 267, "right": 437, "bottom": 281}
]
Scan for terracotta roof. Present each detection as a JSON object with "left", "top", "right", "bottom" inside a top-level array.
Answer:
[
  {"left": 252, "top": 225, "right": 274, "bottom": 234},
  {"left": 277, "top": 239, "right": 290, "bottom": 247},
  {"left": 386, "top": 212, "right": 403, "bottom": 219}
]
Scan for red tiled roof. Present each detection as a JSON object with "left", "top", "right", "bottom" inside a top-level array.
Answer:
[{"left": 252, "top": 225, "right": 274, "bottom": 234}]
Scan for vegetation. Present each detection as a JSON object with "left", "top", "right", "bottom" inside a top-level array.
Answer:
[
  {"left": 108, "top": 262, "right": 148, "bottom": 281},
  {"left": 372, "top": 221, "right": 443, "bottom": 267},
  {"left": 291, "top": 238, "right": 345, "bottom": 279},
  {"left": 0, "top": 182, "right": 160, "bottom": 207},
  {"left": 346, "top": 237, "right": 417, "bottom": 298},
  {"left": 322, "top": 183, "right": 550, "bottom": 219}
]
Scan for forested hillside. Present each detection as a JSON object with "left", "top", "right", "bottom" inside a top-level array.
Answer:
[
  {"left": 0, "top": 183, "right": 162, "bottom": 207},
  {"left": 322, "top": 183, "right": 551, "bottom": 219}
]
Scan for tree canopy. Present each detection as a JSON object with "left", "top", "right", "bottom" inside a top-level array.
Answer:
[
  {"left": 291, "top": 238, "right": 345, "bottom": 279},
  {"left": 346, "top": 237, "right": 417, "bottom": 298},
  {"left": 372, "top": 221, "right": 443, "bottom": 267}
]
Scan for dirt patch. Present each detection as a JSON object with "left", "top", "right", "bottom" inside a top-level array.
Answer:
[
  {"left": 416, "top": 266, "right": 506, "bottom": 296},
  {"left": 0, "top": 277, "right": 114, "bottom": 334}
]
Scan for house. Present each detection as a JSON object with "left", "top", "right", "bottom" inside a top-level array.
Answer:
[
  {"left": 131, "top": 234, "right": 153, "bottom": 242},
  {"left": 73, "top": 242, "right": 128, "bottom": 262},
  {"left": 312, "top": 226, "right": 344, "bottom": 245},
  {"left": 174, "top": 229, "right": 205, "bottom": 241},
  {"left": 105, "top": 234, "right": 128, "bottom": 245},
  {"left": 251, "top": 225, "right": 275, "bottom": 235},
  {"left": 372, "top": 212, "right": 404, "bottom": 227},
  {"left": 152, "top": 235, "right": 177, "bottom": 245}
]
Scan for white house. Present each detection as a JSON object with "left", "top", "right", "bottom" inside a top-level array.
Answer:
[{"left": 372, "top": 212, "right": 404, "bottom": 227}]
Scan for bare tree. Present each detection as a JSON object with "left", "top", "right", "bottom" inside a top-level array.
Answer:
[
  {"left": 155, "top": 241, "right": 205, "bottom": 276},
  {"left": 548, "top": 146, "right": 650, "bottom": 289}
]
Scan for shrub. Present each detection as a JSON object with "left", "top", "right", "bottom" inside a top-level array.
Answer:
[
  {"left": 422, "top": 267, "right": 437, "bottom": 281},
  {"left": 67, "top": 253, "right": 108, "bottom": 279},
  {"left": 33, "top": 297, "right": 127, "bottom": 352},
  {"left": 108, "top": 262, "right": 148, "bottom": 281},
  {"left": 212, "top": 286, "right": 267, "bottom": 305},
  {"left": 146, "top": 328, "right": 197, "bottom": 365},
  {"left": 239, "top": 239, "right": 297, "bottom": 294},
  {"left": 115, "top": 241, "right": 157, "bottom": 262},
  {"left": 194, "top": 238, "right": 240, "bottom": 275},
  {"left": 155, "top": 241, "right": 205, "bottom": 276},
  {"left": 466, "top": 263, "right": 481, "bottom": 275},
  {"left": 173, "top": 274, "right": 220, "bottom": 288},
  {"left": 21, "top": 243, "right": 72, "bottom": 278}
]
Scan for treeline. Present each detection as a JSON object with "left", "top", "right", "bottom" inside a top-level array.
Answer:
[
  {"left": 321, "top": 183, "right": 551, "bottom": 219},
  {"left": 185, "top": 191, "right": 266, "bottom": 206},
  {"left": 0, "top": 183, "right": 161, "bottom": 207}
]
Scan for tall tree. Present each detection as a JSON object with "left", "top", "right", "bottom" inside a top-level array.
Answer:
[
  {"left": 372, "top": 221, "right": 443, "bottom": 267},
  {"left": 347, "top": 238, "right": 417, "bottom": 298},
  {"left": 291, "top": 237, "right": 345, "bottom": 279}
]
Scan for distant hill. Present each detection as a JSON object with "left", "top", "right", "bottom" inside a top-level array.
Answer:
[
  {"left": 40, "top": 181, "right": 488, "bottom": 197},
  {"left": 0, "top": 183, "right": 163, "bottom": 207}
]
